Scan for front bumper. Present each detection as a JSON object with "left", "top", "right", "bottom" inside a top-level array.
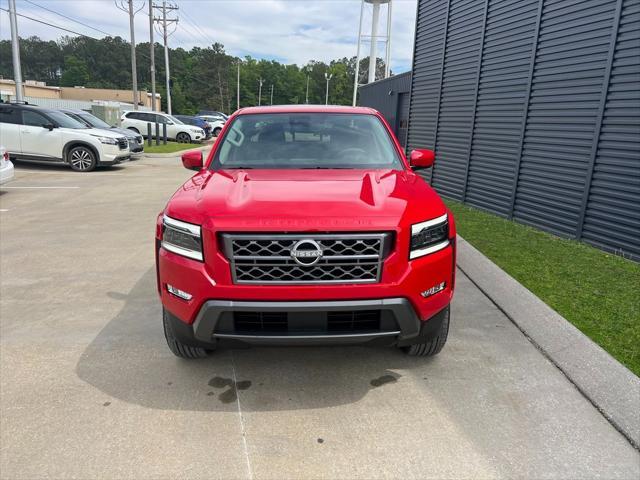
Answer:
[
  {"left": 164, "top": 300, "right": 450, "bottom": 348},
  {"left": 0, "top": 160, "right": 14, "bottom": 185},
  {"left": 100, "top": 145, "right": 130, "bottom": 165}
]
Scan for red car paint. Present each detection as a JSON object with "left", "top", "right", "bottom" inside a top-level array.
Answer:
[{"left": 156, "top": 105, "right": 455, "bottom": 350}]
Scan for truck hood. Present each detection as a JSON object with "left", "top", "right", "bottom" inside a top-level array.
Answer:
[{"left": 165, "top": 169, "right": 447, "bottom": 231}]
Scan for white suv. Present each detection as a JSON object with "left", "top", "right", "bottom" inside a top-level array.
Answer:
[
  {"left": 0, "top": 103, "right": 130, "bottom": 172},
  {"left": 120, "top": 111, "right": 205, "bottom": 143}
]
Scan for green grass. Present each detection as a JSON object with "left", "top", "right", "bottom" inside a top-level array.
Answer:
[
  {"left": 144, "top": 142, "right": 202, "bottom": 154},
  {"left": 446, "top": 200, "right": 640, "bottom": 376}
]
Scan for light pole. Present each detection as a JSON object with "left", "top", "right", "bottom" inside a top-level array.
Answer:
[
  {"left": 8, "top": 0, "right": 23, "bottom": 102},
  {"left": 258, "top": 77, "right": 264, "bottom": 106},
  {"left": 305, "top": 75, "right": 310, "bottom": 104},
  {"left": 270, "top": 84, "right": 274, "bottom": 105},
  {"left": 148, "top": 0, "right": 155, "bottom": 110},
  {"left": 324, "top": 72, "right": 333, "bottom": 105},
  {"left": 236, "top": 61, "right": 240, "bottom": 110}
]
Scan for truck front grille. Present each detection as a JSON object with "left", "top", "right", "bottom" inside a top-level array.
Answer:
[{"left": 222, "top": 233, "right": 391, "bottom": 284}]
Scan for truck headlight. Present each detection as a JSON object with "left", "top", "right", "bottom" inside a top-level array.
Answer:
[
  {"left": 161, "top": 215, "right": 203, "bottom": 261},
  {"left": 410, "top": 213, "right": 449, "bottom": 259}
]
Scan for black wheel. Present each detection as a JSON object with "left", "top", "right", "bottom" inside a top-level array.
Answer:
[
  {"left": 67, "top": 145, "right": 97, "bottom": 172},
  {"left": 176, "top": 132, "right": 191, "bottom": 143},
  {"left": 163, "top": 309, "right": 208, "bottom": 359},
  {"left": 402, "top": 307, "right": 450, "bottom": 357},
  {"left": 213, "top": 127, "right": 222, "bottom": 137}
]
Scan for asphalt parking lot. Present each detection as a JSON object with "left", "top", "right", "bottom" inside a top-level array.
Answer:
[{"left": 1, "top": 157, "right": 639, "bottom": 479}]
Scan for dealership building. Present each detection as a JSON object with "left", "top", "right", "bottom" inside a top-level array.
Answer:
[{"left": 360, "top": 0, "right": 639, "bottom": 260}]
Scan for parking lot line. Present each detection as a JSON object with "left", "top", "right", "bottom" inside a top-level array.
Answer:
[{"left": 2, "top": 186, "right": 80, "bottom": 189}]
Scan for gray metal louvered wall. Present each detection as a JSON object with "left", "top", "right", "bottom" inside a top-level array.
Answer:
[{"left": 405, "top": 0, "right": 640, "bottom": 260}]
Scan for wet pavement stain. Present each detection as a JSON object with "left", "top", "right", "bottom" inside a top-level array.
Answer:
[
  {"left": 218, "top": 388, "right": 238, "bottom": 404},
  {"left": 236, "top": 380, "right": 252, "bottom": 390},
  {"left": 208, "top": 376, "right": 233, "bottom": 388},
  {"left": 370, "top": 374, "right": 399, "bottom": 387},
  {"left": 208, "top": 376, "right": 251, "bottom": 403}
]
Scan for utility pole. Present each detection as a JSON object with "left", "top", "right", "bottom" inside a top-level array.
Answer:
[
  {"left": 324, "top": 72, "right": 333, "bottom": 105},
  {"left": 270, "top": 84, "right": 274, "bottom": 105},
  {"left": 258, "top": 78, "right": 264, "bottom": 106},
  {"left": 115, "top": 1, "right": 143, "bottom": 109},
  {"left": 236, "top": 61, "right": 240, "bottom": 111},
  {"left": 148, "top": 0, "right": 156, "bottom": 110},
  {"left": 305, "top": 75, "right": 309, "bottom": 104},
  {"left": 153, "top": 1, "right": 178, "bottom": 114},
  {"left": 8, "top": 0, "right": 23, "bottom": 102}
]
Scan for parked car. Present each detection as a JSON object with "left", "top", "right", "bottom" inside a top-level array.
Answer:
[
  {"left": 120, "top": 111, "right": 205, "bottom": 143},
  {"left": 196, "top": 110, "right": 228, "bottom": 121},
  {"left": 156, "top": 105, "right": 456, "bottom": 359},
  {"left": 0, "top": 146, "right": 14, "bottom": 185},
  {"left": 61, "top": 109, "right": 144, "bottom": 159},
  {"left": 195, "top": 115, "right": 225, "bottom": 137},
  {"left": 174, "top": 115, "right": 212, "bottom": 139},
  {"left": 0, "top": 103, "right": 130, "bottom": 172}
]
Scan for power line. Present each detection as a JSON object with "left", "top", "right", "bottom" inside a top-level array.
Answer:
[
  {"left": 23, "top": 0, "right": 115, "bottom": 37},
  {"left": 0, "top": 7, "right": 152, "bottom": 62},
  {"left": 0, "top": 8, "right": 102, "bottom": 39},
  {"left": 179, "top": 7, "right": 215, "bottom": 45}
]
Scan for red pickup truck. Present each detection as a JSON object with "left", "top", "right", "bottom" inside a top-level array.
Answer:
[{"left": 156, "top": 105, "right": 456, "bottom": 359}]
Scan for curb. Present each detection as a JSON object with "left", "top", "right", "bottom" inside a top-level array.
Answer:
[
  {"left": 456, "top": 236, "right": 640, "bottom": 449},
  {"left": 142, "top": 144, "right": 212, "bottom": 159}
]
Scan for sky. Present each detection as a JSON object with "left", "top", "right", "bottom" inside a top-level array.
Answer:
[{"left": 0, "top": 0, "right": 417, "bottom": 73}]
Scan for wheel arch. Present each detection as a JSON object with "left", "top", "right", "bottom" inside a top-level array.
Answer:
[{"left": 63, "top": 141, "right": 100, "bottom": 164}]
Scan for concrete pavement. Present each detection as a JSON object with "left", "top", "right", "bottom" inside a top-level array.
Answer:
[{"left": 1, "top": 158, "right": 638, "bottom": 479}]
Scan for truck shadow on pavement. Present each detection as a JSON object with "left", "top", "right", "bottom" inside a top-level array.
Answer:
[{"left": 76, "top": 268, "right": 426, "bottom": 412}]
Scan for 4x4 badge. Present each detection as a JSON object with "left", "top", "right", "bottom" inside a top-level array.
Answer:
[{"left": 290, "top": 239, "right": 323, "bottom": 266}]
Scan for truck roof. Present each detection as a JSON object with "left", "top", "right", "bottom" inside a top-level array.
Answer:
[{"left": 236, "top": 104, "right": 379, "bottom": 115}]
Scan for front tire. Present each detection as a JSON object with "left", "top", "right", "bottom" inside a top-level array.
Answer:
[
  {"left": 176, "top": 132, "right": 191, "bottom": 143},
  {"left": 68, "top": 146, "right": 97, "bottom": 172},
  {"left": 402, "top": 307, "right": 450, "bottom": 356},
  {"left": 213, "top": 127, "right": 222, "bottom": 137},
  {"left": 163, "top": 309, "right": 208, "bottom": 359}
]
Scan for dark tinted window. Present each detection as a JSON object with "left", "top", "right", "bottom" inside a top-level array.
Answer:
[
  {"left": 22, "top": 110, "right": 49, "bottom": 127},
  {"left": 0, "top": 107, "right": 21, "bottom": 124}
]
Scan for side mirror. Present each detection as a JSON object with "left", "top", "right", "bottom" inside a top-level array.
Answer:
[
  {"left": 409, "top": 149, "right": 435, "bottom": 170},
  {"left": 42, "top": 123, "right": 55, "bottom": 131},
  {"left": 181, "top": 150, "right": 203, "bottom": 171},
  {"left": 166, "top": 121, "right": 174, "bottom": 125}
]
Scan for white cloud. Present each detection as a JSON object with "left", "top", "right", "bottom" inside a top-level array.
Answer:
[{"left": 1, "top": 0, "right": 416, "bottom": 72}]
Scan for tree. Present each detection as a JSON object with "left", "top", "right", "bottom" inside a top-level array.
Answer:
[
  {"left": 60, "top": 55, "right": 89, "bottom": 87},
  {"left": 0, "top": 34, "right": 391, "bottom": 112}
]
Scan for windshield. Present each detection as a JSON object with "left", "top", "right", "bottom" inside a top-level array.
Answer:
[
  {"left": 48, "top": 111, "right": 88, "bottom": 129},
  {"left": 167, "top": 115, "right": 184, "bottom": 125},
  {"left": 212, "top": 113, "right": 402, "bottom": 170},
  {"left": 79, "top": 113, "right": 112, "bottom": 129}
]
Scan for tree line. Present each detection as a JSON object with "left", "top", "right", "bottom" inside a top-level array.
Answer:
[{"left": 0, "top": 35, "right": 388, "bottom": 114}]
